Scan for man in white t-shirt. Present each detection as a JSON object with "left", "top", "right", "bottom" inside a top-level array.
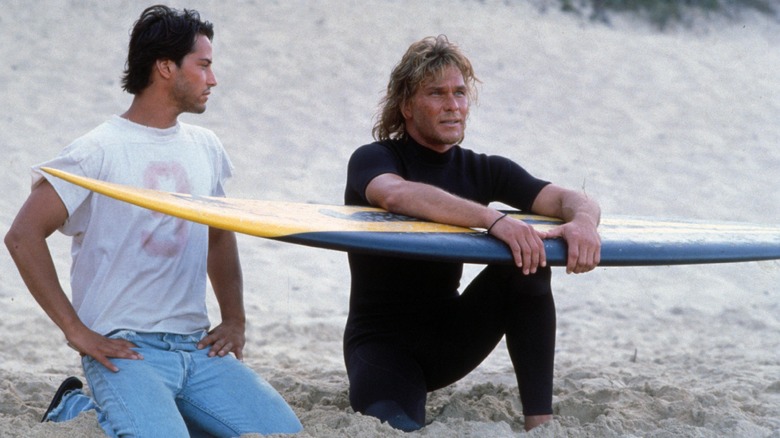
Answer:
[{"left": 5, "top": 5, "right": 301, "bottom": 436}]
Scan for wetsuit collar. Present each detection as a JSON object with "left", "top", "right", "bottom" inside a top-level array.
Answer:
[{"left": 404, "top": 136, "right": 457, "bottom": 166}]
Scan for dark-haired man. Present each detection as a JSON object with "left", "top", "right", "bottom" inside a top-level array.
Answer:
[
  {"left": 5, "top": 5, "right": 301, "bottom": 436},
  {"left": 343, "top": 35, "right": 601, "bottom": 432}
]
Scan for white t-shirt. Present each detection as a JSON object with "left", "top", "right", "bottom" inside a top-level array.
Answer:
[{"left": 35, "top": 115, "right": 234, "bottom": 336}]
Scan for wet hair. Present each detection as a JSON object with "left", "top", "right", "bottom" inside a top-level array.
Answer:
[
  {"left": 373, "top": 35, "right": 479, "bottom": 141},
  {"left": 121, "top": 4, "right": 214, "bottom": 94}
]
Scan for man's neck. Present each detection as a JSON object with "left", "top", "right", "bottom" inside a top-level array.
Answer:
[
  {"left": 407, "top": 133, "right": 456, "bottom": 154},
  {"left": 121, "top": 96, "right": 180, "bottom": 129}
]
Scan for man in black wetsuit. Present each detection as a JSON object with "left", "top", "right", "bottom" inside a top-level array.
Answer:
[{"left": 343, "top": 35, "right": 601, "bottom": 432}]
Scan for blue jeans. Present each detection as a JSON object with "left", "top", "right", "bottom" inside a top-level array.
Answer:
[{"left": 48, "top": 331, "right": 302, "bottom": 437}]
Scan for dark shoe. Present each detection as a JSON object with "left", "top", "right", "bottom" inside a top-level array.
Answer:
[{"left": 41, "top": 376, "right": 83, "bottom": 422}]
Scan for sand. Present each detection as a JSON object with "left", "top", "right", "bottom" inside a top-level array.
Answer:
[{"left": 1, "top": 1, "right": 778, "bottom": 437}]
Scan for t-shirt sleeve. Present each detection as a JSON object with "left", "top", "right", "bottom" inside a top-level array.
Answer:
[
  {"left": 344, "top": 143, "right": 400, "bottom": 205},
  {"left": 211, "top": 135, "right": 234, "bottom": 198},
  {"left": 488, "top": 155, "right": 550, "bottom": 212},
  {"left": 32, "top": 139, "right": 104, "bottom": 227}
]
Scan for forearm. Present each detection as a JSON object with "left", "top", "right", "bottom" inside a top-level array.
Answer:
[
  {"left": 207, "top": 228, "right": 245, "bottom": 324},
  {"left": 532, "top": 185, "right": 600, "bottom": 226},
  {"left": 559, "top": 190, "right": 601, "bottom": 226},
  {"left": 5, "top": 232, "right": 86, "bottom": 337},
  {"left": 214, "top": 288, "right": 246, "bottom": 325},
  {"left": 368, "top": 176, "right": 502, "bottom": 229}
]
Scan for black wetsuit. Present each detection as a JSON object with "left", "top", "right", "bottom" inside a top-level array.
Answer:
[
  {"left": 344, "top": 140, "right": 555, "bottom": 430},
  {"left": 343, "top": 136, "right": 555, "bottom": 430}
]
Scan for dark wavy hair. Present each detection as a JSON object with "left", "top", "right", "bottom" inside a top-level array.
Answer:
[
  {"left": 121, "top": 5, "right": 214, "bottom": 95},
  {"left": 373, "top": 35, "right": 479, "bottom": 141}
]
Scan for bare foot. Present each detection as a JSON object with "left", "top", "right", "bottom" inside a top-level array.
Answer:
[{"left": 524, "top": 414, "right": 552, "bottom": 431}]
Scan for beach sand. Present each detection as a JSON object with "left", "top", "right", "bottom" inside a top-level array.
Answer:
[{"left": 1, "top": 1, "right": 778, "bottom": 436}]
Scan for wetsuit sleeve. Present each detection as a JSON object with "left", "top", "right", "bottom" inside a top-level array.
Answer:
[
  {"left": 487, "top": 155, "right": 550, "bottom": 212},
  {"left": 345, "top": 143, "right": 400, "bottom": 206}
]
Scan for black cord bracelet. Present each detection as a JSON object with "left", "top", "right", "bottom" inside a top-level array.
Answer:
[{"left": 486, "top": 213, "right": 508, "bottom": 235}]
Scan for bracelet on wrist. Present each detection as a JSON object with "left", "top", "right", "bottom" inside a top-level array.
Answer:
[{"left": 486, "top": 213, "right": 508, "bottom": 235}]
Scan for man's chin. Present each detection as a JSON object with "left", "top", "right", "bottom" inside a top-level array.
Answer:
[
  {"left": 439, "top": 133, "right": 463, "bottom": 146},
  {"left": 187, "top": 105, "right": 208, "bottom": 115}
]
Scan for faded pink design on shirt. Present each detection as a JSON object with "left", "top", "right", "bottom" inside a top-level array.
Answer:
[{"left": 141, "top": 162, "right": 192, "bottom": 257}]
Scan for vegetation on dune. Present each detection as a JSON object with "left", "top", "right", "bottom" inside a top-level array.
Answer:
[{"left": 557, "top": 0, "right": 778, "bottom": 29}]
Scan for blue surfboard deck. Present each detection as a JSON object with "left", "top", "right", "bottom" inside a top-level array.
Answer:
[{"left": 42, "top": 167, "right": 780, "bottom": 267}]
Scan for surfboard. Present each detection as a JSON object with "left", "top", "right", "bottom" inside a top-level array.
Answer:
[{"left": 42, "top": 167, "right": 780, "bottom": 267}]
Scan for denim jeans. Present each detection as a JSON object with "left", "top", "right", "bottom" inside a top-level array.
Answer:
[{"left": 49, "top": 331, "right": 302, "bottom": 437}]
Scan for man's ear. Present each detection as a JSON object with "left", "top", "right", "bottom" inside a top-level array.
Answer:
[
  {"left": 401, "top": 99, "right": 412, "bottom": 120},
  {"left": 155, "top": 59, "right": 176, "bottom": 79}
]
